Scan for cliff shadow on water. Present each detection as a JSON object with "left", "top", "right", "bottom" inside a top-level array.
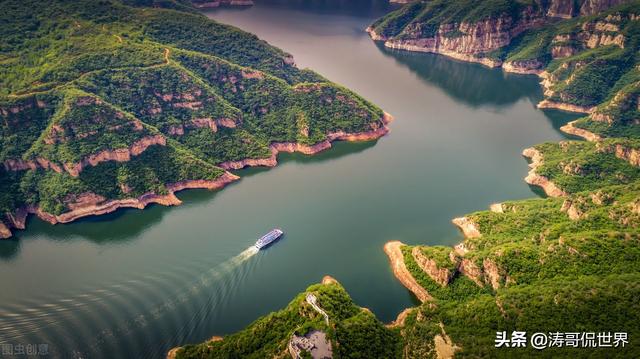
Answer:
[
  {"left": 234, "top": 140, "right": 377, "bottom": 179},
  {"left": 375, "top": 42, "right": 583, "bottom": 135},
  {"left": 0, "top": 186, "right": 237, "bottom": 253},
  {"left": 375, "top": 42, "right": 544, "bottom": 108},
  {"left": 0, "top": 139, "right": 377, "bottom": 254}
]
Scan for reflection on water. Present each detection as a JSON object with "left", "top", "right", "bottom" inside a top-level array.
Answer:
[
  {"left": 0, "top": 2, "right": 585, "bottom": 358},
  {"left": 0, "top": 239, "right": 20, "bottom": 260},
  {"left": 377, "top": 43, "right": 543, "bottom": 108},
  {"left": 237, "top": 140, "right": 378, "bottom": 179},
  {"left": 375, "top": 43, "right": 580, "bottom": 135}
]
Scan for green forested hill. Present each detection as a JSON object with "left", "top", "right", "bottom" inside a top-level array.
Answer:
[
  {"left": 177, "top": 2, "right": 640, "bottom": 358},
  {"left": 0, "top": 0, "right": 387, "bottom": 237},
  {"left": 174, "top": 278, "right": 402, "bottom": 358}
]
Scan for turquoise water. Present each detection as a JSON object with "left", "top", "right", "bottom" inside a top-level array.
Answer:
[{"left": 0, "top": 2, "right": 579, "bottom": 358}]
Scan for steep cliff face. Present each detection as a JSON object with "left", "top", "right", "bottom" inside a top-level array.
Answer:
[
  {"left": 370, "top": 0, "right": 638, "bottom": 111},
  {"left": 522, "top": 147, "right": 568, "bottom": 197},
  {"left": 378, "top": 6, "right": 545, "bottom": 67},
  {"left": 544, "top": 0, "right": 625, "bottom": 18}
]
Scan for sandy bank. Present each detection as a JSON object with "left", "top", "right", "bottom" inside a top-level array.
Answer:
[{"left": 384, "top": 241, "right": 432, "bottom": 303}]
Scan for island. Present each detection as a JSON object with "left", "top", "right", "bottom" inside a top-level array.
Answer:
[{"left": 0, "top": 0, "right": 391, "bottom": 239}]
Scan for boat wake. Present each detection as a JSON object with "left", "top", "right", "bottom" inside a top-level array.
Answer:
[{"left": 0, "top": 245, "right": 261, "bottom": 358}]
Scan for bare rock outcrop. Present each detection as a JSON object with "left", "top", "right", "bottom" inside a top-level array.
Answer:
[
  {"left": 411, "top": 247, "right": 454, "bottom": 286},
  {"left": 384, "top": 241, "right": 432, "bottom": 303},
  {"left": 482, "top": 259, "right": 502, "bottom": 290},
  {"left": 0, "top": 223, "right": 12, "bottom": 239},
  {"left": 522, "top": 147, "right": 567, "bottom": 197},
  {"left": 613, "top": 144, "right": 640, "bottom": 167},
  {"left": 1, "top": 172, "right": 239, "bottom": 239},
  {"left": 451, "top": 217, "right": 481, "bottom": 239},
  {"left": 502, "top": 59, "right": 544, "bottom": 75},
  {"left": 489, "top": 203, "right": 504, "bottom": 213},
  {"left": 219, "top": 113, "right": 392, "bottom": 170},
  {"left": 560, "top": 120, "right": 601, "bottom": 141},
  {"left": 457, "top": 258, "right": 484, "bottom": 287}
]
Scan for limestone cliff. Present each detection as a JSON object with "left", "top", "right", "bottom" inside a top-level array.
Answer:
[
  {"left": 369, "top": 0, "right": 636, "bottom": 113},
  {"left": 370, "top": 0, "right": 630, "bottom": 67}
]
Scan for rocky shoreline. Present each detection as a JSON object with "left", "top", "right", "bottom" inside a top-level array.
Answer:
[
  {"left": 451, "top": 217, "right": 481, "bottom": 239},
  {"left": 382, "top": 38, "right": 502, "bottom": 68},
  {"left": 1, "top": 113, "right": 393, "bottom": 239},
  {"left": 366, "top": 28, "right": 596, "bottom": 115},
  {"left": 537, "top": 100, "right": 594, "bottom": 114},
  {"left": 560, "top": 120, "right": 601, "bottom": 141},
  {"left": 219, "top": 112, "right": 393, "bottom": 170},
  {"left": 0, "top": 172, "right": 239, "bottom": 239},
  {"left": 383, "top": 241, "right": 432, "bottom": 303},
  {"left": 522, "top": 147, "right": 567, "bottom": 197}
]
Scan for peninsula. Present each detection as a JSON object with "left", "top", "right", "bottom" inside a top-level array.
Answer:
[
  {"left": 0, "top": 0, "right": 391, "bottom": 239},
  {"left": 175, "top": 1, "right": 640, "bottom": 357}
]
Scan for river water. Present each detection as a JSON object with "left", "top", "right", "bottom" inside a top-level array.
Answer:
[{"left": 0, "top": 1, "right": 578, "bottom": 358}]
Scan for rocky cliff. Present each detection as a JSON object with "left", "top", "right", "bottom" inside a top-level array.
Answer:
[{"left": 369, "top": 0, "right": 638, "bottom": 113}]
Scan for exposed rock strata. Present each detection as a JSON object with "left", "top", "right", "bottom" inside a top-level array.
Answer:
[
  {"left": 0, "top": 223, "right": 11, "bottom": 239},
  {"left": 483, "top": 259, "right": 502, "bottom": 290},
  {"left": 537, "top": 100, "right": 594, "bottom": 114},
  {"left": 384, "top": 241, "right": 432, "bottom": 302},
  {"left": 387, "top": 308, "right": 413, "bottom": 329},
  {"left": 560, "top": 120, "right": 601, "bottom": 141},
  {"left": 458, "top": 258, "right": 484, "bottom": 287},
  {"left": 451, "top": 217, "right": 481, "bottom": 239},
  {"left": 219, "top": 112, "right": 393, "bottom": 170},
  {"left": 489, "top": 203, "right": 504, "bottom": 213},
  {"left": 0, "top": 173, "right": 239, "bottom": 239},
  {"left": 502, "top": 60, "right": 544, "bottom": 75},
  {"left": 368, "top": 0, "right": 630, "bottom": 113},
  {"left": 3, "top": 135, "right": 167, "bottom": 177},
  {"left": 523, "top": 147, "right": 567, "bottom": 197},
  {"left": 167, "top": 117, "right": 238, "bottom": 136},
  {"left": 412, "top": 247, "right": 453, "bottom": 286},
  {"left": 612, "top": 144, "right": 640, "bottom": 167}
]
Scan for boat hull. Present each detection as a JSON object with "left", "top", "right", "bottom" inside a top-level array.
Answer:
[{"left": 254, "top": 229, "right": 283, "bottom": 250}]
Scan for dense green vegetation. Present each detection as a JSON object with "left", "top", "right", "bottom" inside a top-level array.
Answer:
[
  {"left": 370, "top": 0, "right": 534, "bottom": 39},
  {"left": 176, "top": 280, "right": 402, "bottom": 358},
  {"left": 372, "top": 1, "right": 640, "bottom": 110},
  {"left": 0, "top": 0, "right": 385, "bottom": 229},
  {"left": 178, "top": 2, "right": 640, "bottom": 358}
]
